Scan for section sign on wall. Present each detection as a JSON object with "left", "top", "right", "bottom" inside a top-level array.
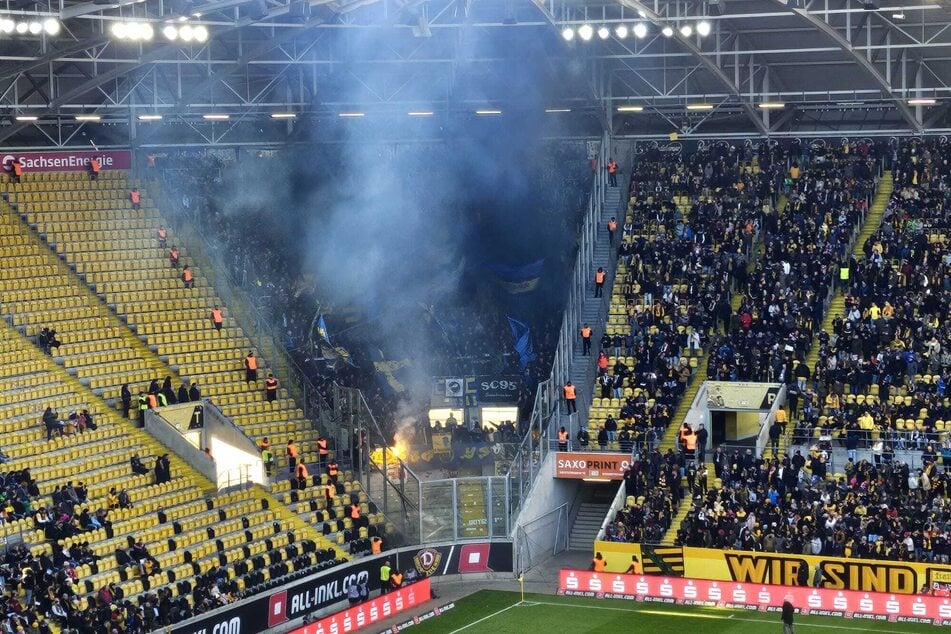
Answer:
[
  {"left": 2, "top": 149, "right": 132, "bottom": 172},
  {"left": 553, "top": 452, "right": 632, "bottom": 480}
]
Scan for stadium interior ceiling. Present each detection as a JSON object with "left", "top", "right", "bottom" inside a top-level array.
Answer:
[{"left": 2, "top": 0, "right": 951, "bottom": 147}]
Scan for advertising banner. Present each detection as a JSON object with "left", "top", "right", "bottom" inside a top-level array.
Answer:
[
  {"left": 682, "top": 547, "right": 951, "bottom": 595},
  {"left": 289, "top": 579, "right": 430, "bottom": 634},
  {"left": 558, "top": 570, "right": 951, "bottom": 626},
  {"left": 553, "top": 452, "right": 633, "bottom": 480},
  {"left": 467, "top": 376, "right": 521, "bottom": 404},
  {"left": 2, "top": 149, "right": 132, "bottom": 172},
  {"left": 705, "top": 381, "right": 780, "bottom": 410},
  {"left": 169, "top": 541, "right": 512, "bottom": 634}
]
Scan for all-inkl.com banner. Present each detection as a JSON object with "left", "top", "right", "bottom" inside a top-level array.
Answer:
[
  {"left": 1, "top": 149, "right": 132, "bottom": 172},
  {"left": 558, "top": 570, "right": 951, "bottom": 626},
  {"left": 167, "top": 541, "right": 512, "bottom": 634}
]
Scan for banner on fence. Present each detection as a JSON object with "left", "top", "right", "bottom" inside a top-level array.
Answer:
[
  {"left": 682, "top": 547, "right": 951, "bottom": 595},
  {"left": 289, "top": 579, "right": 430, "bottom": 634},
  {"left": 558, "top": 570, "right": 951, "bottom": 626},
  {"left": 171, "top": 541, "right": 513, "bottom": 634}
]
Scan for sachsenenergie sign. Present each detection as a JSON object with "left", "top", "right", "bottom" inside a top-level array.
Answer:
[{"left": 2, "top": 149, "right": 131, "bottom": 172}]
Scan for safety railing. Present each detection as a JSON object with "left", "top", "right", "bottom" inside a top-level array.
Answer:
[{"left": 514, "top": 502, "right": 568, "bottom": 575}]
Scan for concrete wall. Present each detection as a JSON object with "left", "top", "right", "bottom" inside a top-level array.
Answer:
[
  {"left": 513, "top": 452, "right": 581, "bottom": 528},
  {"left": 145, "top": 409, "right": 218, "bottom": 483}
]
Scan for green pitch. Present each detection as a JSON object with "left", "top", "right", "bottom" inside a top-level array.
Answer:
[{"left": 406, "top": 590, "right": 940, "bottom": 633}]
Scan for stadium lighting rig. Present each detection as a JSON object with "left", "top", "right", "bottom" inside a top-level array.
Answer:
[
  {"left": 0, "top": 17, "right": 60, "bottom": 36},
  {"left": 561, "top": 19, "right": 712, "bottom": 43}
]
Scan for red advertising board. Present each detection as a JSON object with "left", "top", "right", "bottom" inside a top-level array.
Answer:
[
  {"left": 2, "top": 149, "right": 131, "bottom": 172},
  {"left": 289, "top": 579, "right": 430, "bottom": 634},
  {"left": 553, "top": 452, "right": 632, "bottom": 480},
  {"left": 558, "top": 569, "right": 951, "bottom": 626}
]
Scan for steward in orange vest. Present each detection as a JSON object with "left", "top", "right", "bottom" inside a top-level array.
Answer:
[
  {"left": 326, "top": 459, "right": 339, "bottom": 483},
  {"left": 563, "top": 382, "right": 577, "bottom": 415},
  {"left": 210, "top": 306, "right": 223, "bottom": 332},
  {"left": 557, "top": 427, "right": 569, "bottom": 450},
  {"left": 11, "top": 159, "right": 22, "bottom": 183},
  {"left": 130, "top": 188, "right": 141, "bottom": 209},
  {"left": 181, "top": 265, "right": 194, "bottom": 288},
  {"left": 169, "top": 245, "right": 179, "bottom": 267},
  {"left": 88, "top": 158, "right": 100, "bottom": 180},
  {"left": 594, "top": 267, "right": 606, "bottom": 297},
  {"left": 580, "top": 323, "right": 592, "bottom": 356},
  {"left": 316, "top": 437, "right": 329, "bottom": 465},
  {"left": 607, "top": 216, "right": 617, "bottom": 242},
  {"left": 244, "top": 352, "right": 258, "bottom": 382},
  {"left": 607, "top": 158, "right": 618, "bottom": 186}
]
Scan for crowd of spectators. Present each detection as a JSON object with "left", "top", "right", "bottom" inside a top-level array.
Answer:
[
  {"left": 706, "top": 144, "right": 879, "bottom": 384},
  {"left": 779, "top": 138, "right": 951, "bottom": 459},
  {"left": 669, "top": 139, "right": 951, "bottom": 578},
  {"left": 677, "top": 446, "right": 949, "bottom": 566},
  {"left": 602, "top": 449, "right": 692, "bottom": 544},
  {"left": 156, "top": 144, "right": 590, "bottom": 439}
]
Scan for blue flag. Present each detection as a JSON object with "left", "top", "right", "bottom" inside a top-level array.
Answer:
[
  {"left": 315, "top": 315, "right": 330, "bottom": 344},
  {"left": 486, "top": 259, "right": 544, "bottom": 294},
  {"left": 507, "top": 316, "right": 537, "bottom": 371}
]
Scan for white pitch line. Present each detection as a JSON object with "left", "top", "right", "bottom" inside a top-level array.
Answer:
[
  {"left": 523, "top": 600, "right": 924, "bottom": 634},
  {"left": 448, "top": 601, "right": 523, "bottom": 634}
]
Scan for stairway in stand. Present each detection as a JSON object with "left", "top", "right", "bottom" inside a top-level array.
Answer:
[
  {"left": 569, "top": 500, "right": 614, "bottom": 551},
  {"left": 781, "top": 171, "right": 894, "bottom": 453},
  {"left": 659, "top": 462, "right": 716, "bottom": 545},
  {"left": 565, "top": 184, "right": 624, "bottom": 431}
]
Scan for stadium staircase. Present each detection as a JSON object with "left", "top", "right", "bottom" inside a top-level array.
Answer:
[
  {"left": 659, "top": 465, "right": 716, "bottom": 545},
  {"left": 569, "top": 499, "right": 613, "bottom": 551},
  {"left": 778, "top": 171, "right": 893, "bottom": 454},
  {"left": 568, "top": 183, "right": 623, "bottom": 429}
]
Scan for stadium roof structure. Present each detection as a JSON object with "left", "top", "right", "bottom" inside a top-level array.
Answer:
[{"left": 2, "top": 0, "right": 951, "bottom": 146}]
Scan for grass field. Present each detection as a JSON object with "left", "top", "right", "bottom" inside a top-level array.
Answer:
[{"left": 405, "top": 590, "right": 940, "bottom": 634}]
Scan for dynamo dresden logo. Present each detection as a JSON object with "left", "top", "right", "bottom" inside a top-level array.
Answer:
[{"left": 414, "top": 548, "right": 442, "bottom": 577}]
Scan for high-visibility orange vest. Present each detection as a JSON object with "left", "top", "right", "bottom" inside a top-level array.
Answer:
[
  {"left": 182, "top": 269, "right": 193, "bottom": 282},
  {"left": 595, "top": 271, "right": 606, "bottom": 284},
  {"left": 564, "top": 385, "right": 576, "bottom": 399},
  {"left": 12, "top": 162, "right": 22, "bottom": 176},
  {"left": 130, "top": 191, "right": 140, "bottom": 204},
  {"left": 350, "top": 504, "right": 360, "bottom": 519},
  {"left": 287, "top": 443, "right": 298, "bottom": 458},
  {"left": 265, "top": 377, "right": 278, "bottom": 392},
  {"left": 593, "top": 557, "right": 607, "bottom": 572},
  {"left": 391, "top": 572, "right": 403, "bottom": 587},
  {"left": 371, "top": 537, "right": 382, "bottom": 554},
  {"left": 607, "top": 161, "right": 617, "bottom": 174},
  {"left": 297, "top": 463, "right": 309, "bottom": 479},
  {"left": 90, "top": 159, "right": 100, "bottom": 173},
  {"left": 327, "top": 462, "right": 339, "bottom": 477},
  {"left": 245, "top": 356, "right": 257, "bottom": 370},
  {"left": 558, "top": 430, "right": 568, "bottom": 442},
  {"left": 157, "top": 228, "right": 167, "bottom": 241},
  {"left": 211, "top": 309, "right": 223, "bottom": 324},
  {"left": 317, "top": 438, "right": 328, "bottom": 455},
  {"left": 580, "top": 326, "right": 592, "bottom": 338},
  {"left": 170, "top": 247, "right": 179, "bottom": 261},
  {"left": 146, "top": 394, "right": 157, "bottom": 408},
  {"left": 608, "top": 220, "right": 617, "bottom": 232}
]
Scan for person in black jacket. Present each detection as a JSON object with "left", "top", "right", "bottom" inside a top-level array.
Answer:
[{"left": 781, "top": 599, "right": 795, "bottom": 633}]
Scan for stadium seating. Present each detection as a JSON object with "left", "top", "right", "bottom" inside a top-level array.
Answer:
[
  {"left": 674, "top": 140, "right": 950, "bottom": 561},
  {"left": 0, "top": 170, "right": 352, "bottom": 631},
  {"left": 8, "top": 170, "right": 318, "bottom": 474},
  {"left": 0, "top": 313, "right": 344, "bottom": 631}
]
